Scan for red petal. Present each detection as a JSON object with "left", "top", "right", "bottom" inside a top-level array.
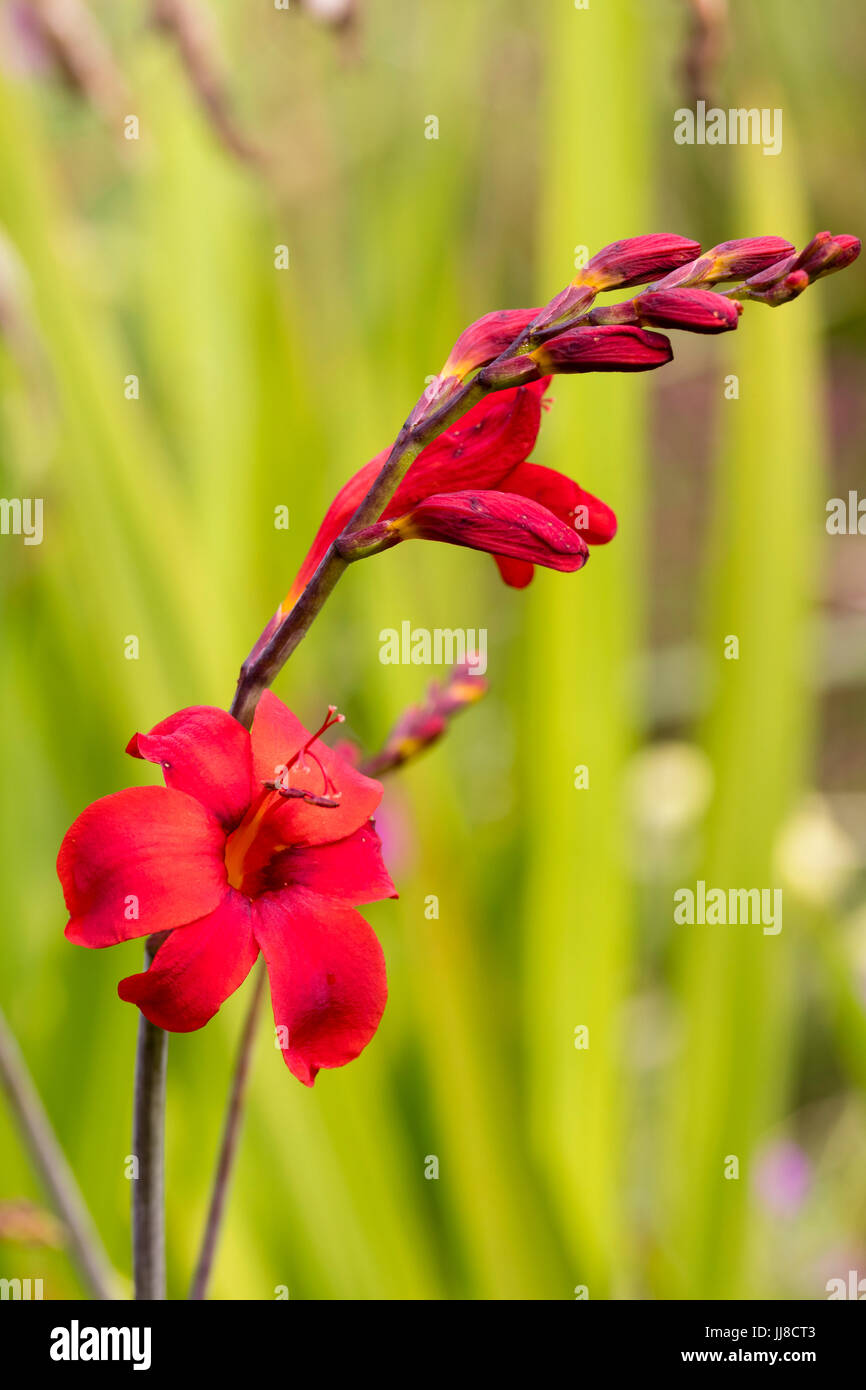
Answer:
[
  {"left": 285, "top": 382, "right": 551, "bottom": 605},
  {"left": 285, "top": 455, "right": 382, "bottom": 604},
  {"left": 255, "top": 890, "right": 387, "bottom": 1086},
  {"left": 384, "top": 379, "right": 550, "bottom": 513},
  {"left": 118, "top": 892, "right": 259, "bottom": 1031},
  {"left": 126, "top": 706, "right": 252, "bottom": 829},
  {"left": 264, "top": 824, "right": 397, "bottom": 905},
  {"left": 500, "top": 461, "right": 617, "bottom": 545},
  {"left": 59, "top": 787, "right": 228, "bottom": 947},
  {"left": 250, "top": 691, "right": 383, "bottom": 846},
  {"left": 493, "top": 555, "right": 535, "bottom": 588}
]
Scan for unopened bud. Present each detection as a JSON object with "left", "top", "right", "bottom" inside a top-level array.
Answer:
[
  {"left": 630, "top": 288, "right": 742, "bottom": 333},
  {"left": 533, "top": 324, "right": 673, "bottom": 373},
  {"left": 652, "top": 237, "right": 796, "bottom": 289},
  {"left": 441, "top": 307, "right": 539, "bottom": 379},
  {"left": 579, "top": 234, "right": 701, "bottom": 291},
  {"left": 793, "top": 231, "right": 861, "bottom": 281}
]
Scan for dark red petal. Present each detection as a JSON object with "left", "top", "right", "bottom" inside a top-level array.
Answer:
[
  {"left": 59, "top": 787, "right": 228, "bottom": 948},
  {"left": 383, "top": 379, "right": 551, "bottom": 514},
  {"left": 117, "top": 892, "right": 259, "bottom": 1031},
  {"left": 285, "top": 455, "right": 382, "bottom": 605},
  {"left": 500, "top": 461, "right": 618, "bottom": 546},
  {"left": 254, "top": 890, "right": 387, "bottom": 1086},
  {"left": 400, "top": 489, "right": 589, "bottom": 572},
  {"left": 126, "top": 706, "right": 253, "bottom": 829},
  {"left": 250, "top": 691, "right": 383, "bottom": 847},
  {"left": 265, "top": 824, "right": 397, "bottom": 905}
]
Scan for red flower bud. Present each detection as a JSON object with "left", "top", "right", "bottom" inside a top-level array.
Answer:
[
  {"left": 533, "top": 324, "right": 673, "bottom": 373},
  {"left": 410, "top": 308, "right": 541, "bottom": 427},
  {"left": 397, "top": 490, "right": 589, "bottom": 572},
  {"left": 705, "top": 236, "right": 797, "bottom": 279},
  {"left": 741, "top": 254, "right": 797, "bottom": 290},
  {"left": 631, "top": 288, "right": 742, "bottom": 333},
  {"left": 652, "top": 237, "right": 796, "bottom": 289},
  {"left": 441, "top": 308, "right": 539, "bottom": 379},
  {"left": 580, "top": 234, "right": 701, "bottom": 290},
  {"left": 793, "top": 231, "right": 861, "bottom": 280},
  {"left": 745, "top": 269, "right": 810, "bottom": 306}
]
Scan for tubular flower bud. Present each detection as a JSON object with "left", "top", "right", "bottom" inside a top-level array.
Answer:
[
  {"left": 652, "top": 236, "right": 796, "bottom": 289},
  {"left": 441, "top": 308, "right": 539, "bottom": 380},
  {"left": 393, "top": 490, "right": 590, "bottom": 572},
  {"left": 578, "top": 234, "right": 702, "bottom": 291},
  {"left": 363, "top": 663, "right": 488, "bottom": 777},
  {"left": 630, "top": 288, "right": 742, "bottom": 333},
  {"left": 744, "top": 269, "right": 810, "bottom": 306},
  {"left": 533, "top": 324, "right": 674, "bottom": 373},
  {"left": 792, "top": 231, "right": 861, "bottom": 281},
  {"left": 409, "top": 308, "right": 540, "bottom": 427}
]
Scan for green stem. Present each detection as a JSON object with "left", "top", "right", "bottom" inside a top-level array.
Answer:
[{"left": 228, "top": 382, "right": 484, "bottom": 728}]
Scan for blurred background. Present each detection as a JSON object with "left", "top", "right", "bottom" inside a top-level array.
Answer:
[{"left": 0, "top": 0, "right": 864, "bottom": 1300}]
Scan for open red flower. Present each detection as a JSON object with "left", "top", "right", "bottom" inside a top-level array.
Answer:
[
  {"left": 57, "top": 695, "right": 396, "bottom": 1086},
  {"left": 289, "top": 379, "right": 616, "bottom": 597}
]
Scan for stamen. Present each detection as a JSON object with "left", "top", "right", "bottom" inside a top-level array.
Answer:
[{"left": 265, "top": 705, "right": 346, "bottom": 807}]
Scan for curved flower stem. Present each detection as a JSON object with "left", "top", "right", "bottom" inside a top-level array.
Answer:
[
  {"left": 0, "top": 1005, "right": 119, "bottom": 1300},
  {"left": 188, "top": 962, "right": 266, "bottom": 1301},
  {"left": 228, "top": 381, "right": 485, "bottom": 728},
  {"left": 131, "top": 935, "right": 169, "bottom": 1300}
]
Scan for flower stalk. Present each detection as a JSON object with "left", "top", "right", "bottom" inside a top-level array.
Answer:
[
  {"left": 228, "top": 380, "right": 485, "bottom": 728},
  {"left": 131, "top": 935, "right": 169, "bottom": 1301},
  {"left": 189, "top": 963, "right": 267, "bottom": 1301},
  {"left": 0, "top": 1006, "right": 118, "bottom": 1300}
]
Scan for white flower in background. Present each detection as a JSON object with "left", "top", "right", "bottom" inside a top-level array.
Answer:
[
  {"left": 627, "top": 740, "right": 714, "bottom": 838},
  {"left": 774, "top": 796, "right": 860, "bottom": 909}
]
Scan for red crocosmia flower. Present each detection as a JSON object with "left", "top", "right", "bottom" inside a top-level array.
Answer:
[
  {"left": 57, "top": 695, "right": 396, "bottom": 1086},
  {"left": 288, "top": 378, "right": 615, "bottom": 597}
]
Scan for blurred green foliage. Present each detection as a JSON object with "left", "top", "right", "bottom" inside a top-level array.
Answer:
[{"left": 0, "top": 0, "right": 864, "bottom": 1299}]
